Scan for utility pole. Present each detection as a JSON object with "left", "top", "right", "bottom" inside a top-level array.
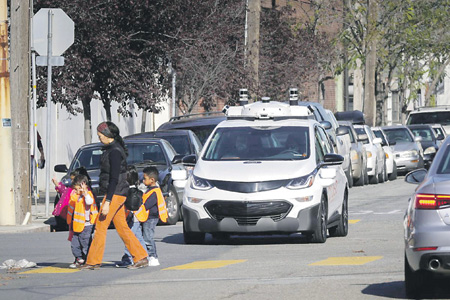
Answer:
[
  {"left": 9, "top": 0, "right": 31, "bottom": 224},
  {"left": 0, "top": 0, "right": 15, "bottom": 225},
  {"left": 246, "top": 0, "right": 260, "bottom": 97}
]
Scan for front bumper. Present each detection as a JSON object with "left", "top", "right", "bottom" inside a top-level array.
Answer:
[
  {"left": 395, "top": 155, "right": 420, "bottom": 172},
  {"left": 182, "top": 202, "right": 320, "bottom": 234}
]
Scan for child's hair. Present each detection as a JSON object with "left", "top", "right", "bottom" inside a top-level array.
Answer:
[
  {"left": 71, "top": 167, "right": 91, "bottom": 188},
  {"left": 143, "top": 166, "right": 158, "bottom": 182},
  {"left": 126, "top": 165, "right": 139, "bottom": 186},
  {"left": 72, "top": 174, "right": 89, "bottom": 187}
]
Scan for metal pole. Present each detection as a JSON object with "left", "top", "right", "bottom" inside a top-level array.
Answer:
[
  {"left": 172, "top": 71, "right": 176, "bottom": 117},
  {"left": 45, "top": 9, "right": 53, "bottom": 217},
  {"left": 31, "top": 52, "right": 38, "bottom": 206}
]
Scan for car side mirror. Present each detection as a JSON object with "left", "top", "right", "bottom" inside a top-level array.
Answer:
[
  {"left": 172, "top": 154, "right": 185, "bottom": 164},
  {"left": 357, "top": 133, "right": 368, "bottom": 142},
  {"left": 414, "top": 136, "right": 423, "bottom": 142},
  {"left": 405, "top": 168, "right": 427, "bottom": 184},
  {"left": 320, "top": 121, "right": 332, "bottom": 130},
  {"left": 336, "top": 126, "right": 349, "bottom": 136},
  {"left": 373, "top": 137, "right": 382, "bottom": 144},
  {"left": 322, "top": 153, "right": 344, "bottom": 166},
  {"left": 437, "top": 134, "right": 444, "bottom": 140},
  {"left": 54, "top": 164, "right": 68, "bottom": 173},
  {"left": 389, "top": 141, "right": 396, "bottom": 146},
  {"left": 182, "top": 154, "right": 197, "bottom": 166}
]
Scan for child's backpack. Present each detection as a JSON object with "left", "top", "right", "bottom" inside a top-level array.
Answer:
[{"left": 125, "top": 186, "right": 143, "bottom": 211}]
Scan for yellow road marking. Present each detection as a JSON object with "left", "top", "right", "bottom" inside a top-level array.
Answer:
[
  {"left": 20, "top": 265, "right": 79, "bottom": 274},
  {"left": 349, "top": 219, "right": 360, "bottom": 224},
  {"left": 309, "top": 256, "right": 382, "bottom": 266},
  {"left": 163, "top": 260, "right": 247, "bottom": 270}
]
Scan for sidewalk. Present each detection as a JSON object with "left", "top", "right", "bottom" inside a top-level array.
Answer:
[{"left": 0, "top": 192, "right": 57, "bottom": 234}]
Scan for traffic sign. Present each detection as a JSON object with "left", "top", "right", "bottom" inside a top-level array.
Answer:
[{"left": 32, "top": 8, "right": 74, "bottom": 56}]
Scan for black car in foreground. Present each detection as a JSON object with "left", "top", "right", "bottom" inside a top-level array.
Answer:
[
  {"left": 408, "top": 124, "right": 443, "bottom": 168},
  {"left": 54, "top": 138, "right": 187, "bottom": 229}
]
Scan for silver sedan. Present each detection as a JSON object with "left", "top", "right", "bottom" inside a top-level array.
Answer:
[{"left": 404, "top": 135, "right": 450, "bottom": 298}]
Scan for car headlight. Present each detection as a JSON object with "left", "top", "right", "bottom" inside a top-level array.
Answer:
[
  {"left": 190, "top": 175, "right": 213, "bottom": 190},
  {"left": 286, "top": 174, "right": 314, "bottom": 190},
  {"left": 367, "top": 151, "right": 372, "bottom": 158},
  {"left": 402, "top": 150, "right": 418, "bottom": 158},
  {"left": 424, "top": 147, "right": 437, "bottom": 155},
  {"left": 351, "top": 150, "right": 359, "bottom": 161},
  {"left": 385, "top": 152, "right": 389, "bottom": 159}
]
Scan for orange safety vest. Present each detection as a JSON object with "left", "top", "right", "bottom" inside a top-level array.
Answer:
[
  {"left": 67, "top": 191, "right": 98, "bottom": 233},
  {"left": 135, "top": 187, "right": 168, "bottom": 223}
]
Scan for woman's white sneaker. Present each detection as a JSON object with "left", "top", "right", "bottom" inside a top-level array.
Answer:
[{"left": 148, "top": 257, "right": 160, "bottom": 266}]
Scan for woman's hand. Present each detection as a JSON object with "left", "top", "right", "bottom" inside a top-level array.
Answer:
[{"left": 101, "top": 201, "right": 110, "bottom": 216}]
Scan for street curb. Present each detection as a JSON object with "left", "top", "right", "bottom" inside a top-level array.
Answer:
[{"left": 0, "top": 222, "right": 51, "bottom": 234}]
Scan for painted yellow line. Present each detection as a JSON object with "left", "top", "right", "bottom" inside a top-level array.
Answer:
[
  {"left": 309, "top": 256, "right": 383, "bottom": 266},
  {"left": 20, "top": 265, "right": 79, "bottom": 274},
  {"left": 349, "top": 219, "right": 360, "bottom": 224},
  {"left": 163, "top": 260, "right": 247, "bottom": 270}
]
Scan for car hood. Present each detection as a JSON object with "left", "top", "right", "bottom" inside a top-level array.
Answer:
[
  {"left": 194, "top": 160, "right": 314, "bottom": 182},
  {"left": 392, "top": 142, "right": 416, "bottom": 153}
]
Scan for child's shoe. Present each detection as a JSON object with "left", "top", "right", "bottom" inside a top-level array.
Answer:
[
  {"left": 115, "top": 260, "right": 133, "bottom": 268},
  {"left": 148, "top": 257, "right": 160, "bottom": 267},
  {"left": 69, "top": 258, "right": 85, "bottom": 269}
]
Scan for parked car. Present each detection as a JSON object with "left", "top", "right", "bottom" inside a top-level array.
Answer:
[
  {"left": 404, "top": 136, "right": 450, "bottom": 298},
  {"left": 182, "top": 100, "right": 349, "bottom": 244},
  {"left": 372, "top": 127, "right": 397, "bottom": 181},
  {"left": 338, "top": 121, "right": 368, "bottom": 186},
  {"left": 406, "top": 105, "right": 450, "bottom": 134},
  {"left": 54, "top": 138, "right": 187, "bottom": 225},
  {"left": 431, "top": 124, "right": 447, "bottom": 147},
  {"left": 157, "top": 113, "right": 226, "bottom": 145},
  {"left": 354, "top": 125, "right": 386, "bottom": 184},
  {"left": 408, "top": 124, "right": 440, "bottom": 169},
  {"left": 382, "top": 125, "right": 424, "bottom": 173}
]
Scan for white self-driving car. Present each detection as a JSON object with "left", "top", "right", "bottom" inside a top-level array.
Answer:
[{"left": 182, "top": 100, "right": 349, "bottom": 244}]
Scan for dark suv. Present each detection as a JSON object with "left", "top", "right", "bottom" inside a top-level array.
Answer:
[{"left": 54, "top": 138, "right": 186, "bottom": 228}]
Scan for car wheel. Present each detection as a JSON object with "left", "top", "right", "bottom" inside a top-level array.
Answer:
[
  {"left": 307, "top": 194, "right": 328, "bottom": 243},
  {"left": 183, "top": 223, "right": 205, "bottom": 244},
  {"left": 346, "top": 161, "right": 353, "bottom": 188},
  {"left": 165, "top": 185, "right": 180, "bottom": 225},
  {"left": 354, "top": 165, "right": 364, "bottom": 186},
  {"left": 405, "top": 254, "right": 429, "bottom": 299},
  {"left": 369, "top": 162, "right": 379, "bottom": 184},
  {"left": 329, "top": 190, "right": 348, "bottom": 237},
  {"left": 389, "top": 161, "right": 397, "bottom": 181},
  {"left": 378, "top": 161, "right": 386, "bottom": 183},
  {"left": 363, "top": 165, "right": 369, "bottom": 185}
]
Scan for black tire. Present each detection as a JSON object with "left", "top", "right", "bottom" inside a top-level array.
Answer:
[
  {"left": 183, "top": 223, "right": 205, "bottom": 244},
  {"left": 378, "top": 161, "right": 386, "bottom": 183},
  {"left": 308, "top": 194, "right": 328, "bottom": 243},
  {"left": 389, "top": 161, "right": 397, "bottom": 181},
  {"left": 354, "top": 165, "right": 364, "bottom": 186},
  {"left": 346, "top": 161, "right": 353, "bottom": 188},
  {"left": 363, "top": 166, "right": 369, "bottom": 185},
  {"left": 405, "top": 254, "right": 429, "bottom": 299},
  {"left": 329, "top": 190, "right": 348, "bottom": 237},
  {"left": 165, "top": 185, "right": 180, "bottom": 225}
]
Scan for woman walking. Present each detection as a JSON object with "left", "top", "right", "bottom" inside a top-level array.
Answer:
[{"left": 81, "top": 121, "right": 148, "bottom": 270}]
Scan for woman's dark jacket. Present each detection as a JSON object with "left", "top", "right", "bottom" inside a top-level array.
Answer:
[{"left": 99, "top": 141, "right": 129, "bottom": 201}]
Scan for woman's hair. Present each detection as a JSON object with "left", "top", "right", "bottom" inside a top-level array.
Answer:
[
  {"left": 71, "top": 167, "right": 91, "bottom": 188},
  {"left": 97, "top": 121, "right": 128, "bottom": 156},
  {"left": 126, "top": 165, "right": 139, "bottom": 186}
]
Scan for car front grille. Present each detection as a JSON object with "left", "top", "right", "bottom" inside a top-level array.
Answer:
[
  {"left": 204, "top": 200, "right": 292, "bottom": 226},
  {"left": 208, "top": 179, "right": 290, "bottom": 193}
]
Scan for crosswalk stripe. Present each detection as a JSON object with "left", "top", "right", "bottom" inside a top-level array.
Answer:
[
  {"left": 163, "top": 260, "right": 247, "bottom": 270},
  {"left": 309, "top": 256, "right": 383, "bottom": 266}
]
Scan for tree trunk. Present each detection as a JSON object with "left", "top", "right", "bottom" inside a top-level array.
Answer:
[
  {"left": 424, "top": 59, "right": 450, "bottom": 106},
  {"left": 353, "top": 59, "right": 364, "bottom": 111},
  {"left": 102, "top": 98, "right": 112, "bottom": 121},
  {"left": 141, "top": 109, "right": 147, "bottom": 133},
  {"left": 82, "top": 96, "right": 92, "bottom": 144},
  {"left": 247, "top": 0, "right": 260, "bottom": 96},
  {"left": 363, "top": 0, "right": 377, "bottom": 126}
]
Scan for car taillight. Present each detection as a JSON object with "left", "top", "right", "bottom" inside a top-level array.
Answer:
[{"left": 415, "top": 194, "right": 450, "bottom": 209}]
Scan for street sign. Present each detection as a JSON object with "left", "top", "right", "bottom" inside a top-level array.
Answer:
[
  {"left": 36, "top": 56, "right": 65, "bottom": 66},
  {"left": 32, "top": 8, "right": 74, "bottom": 56}
]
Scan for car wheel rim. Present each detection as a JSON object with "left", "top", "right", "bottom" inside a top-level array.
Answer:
[{"left": 166, "top": 192, "right": 177, "bottom": 218}]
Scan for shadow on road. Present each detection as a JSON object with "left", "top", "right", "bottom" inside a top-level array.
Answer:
[{"left": 362, "top": 279, "right": 450, "bottom": 299}]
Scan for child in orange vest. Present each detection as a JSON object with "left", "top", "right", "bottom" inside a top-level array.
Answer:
[
  {"left": 140, "top": 166, "right": 168, "bottom": 267},
  {"left": 66, "top": 174, "right": 98, "bottom": 269}
]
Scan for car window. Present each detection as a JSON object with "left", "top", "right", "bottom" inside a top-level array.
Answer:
[
  {"left": 408, "top": 111, "right": 450, "bottom": 125},
  {"left": 372, "top": 130, "right": 387, "bottom": 145},
  {"left": 191, "top": 132, "right": 203, "bottom": 153},
  {"left": 317, "top": 126, "right": 332, "bottom": 154},
  {"left": 383, "top": 128, "right": 414, "bottom": 143},
  {"left": 343, "top": 126, "right": 355, "bottom": 143},
  {"left": 437, "top": 146, "right": 450, "bottom": 174},
  {"left": 354, "top": 127, "right": 369, "bottom": 144},
  {"left": 127, "top": 143, "right": 167, "bottom": 165},
  {"left": 315, "top": 130, "right": 325, "bottom": 163},
  {"left": 434, "top": 127, "right": 444, "bottom": 137},
  {"left": 159, "top": 135, "right": 191, "bottom": 156},
  {"left": 71, "top": 148, "right": 103, "bottom": 170},
  {"left": 203, "top": 126, "right": 310, "bottom": 161},
  {"left": 410, "top": 128, "right": 434, "bottom": 142}
]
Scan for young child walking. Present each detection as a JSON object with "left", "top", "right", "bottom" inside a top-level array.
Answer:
[
  {"left": 140, "top": 166, "right": 168, "bottom": 266},
  {"left": 67, "top": 174, "right": 98, "bottom": 269}
]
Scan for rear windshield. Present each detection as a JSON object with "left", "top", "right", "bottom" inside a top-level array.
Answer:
[
  {"left": 383, "top": 128, "right": 413, "bottom": 143},
  {"left": 354, "top": 127, "right": 369, "bottom": 144},
  {"left": 204, "top": 126, "right": 310, "bottom": 161},
  {"left": 408, "top": 111, "right": 450, "bottom": 125},
  {"left": 158, "top": 135, "right": 191, "bottom": 156},
  {"left": 410, "top": 127, "right": 435, "bottom": 142}
]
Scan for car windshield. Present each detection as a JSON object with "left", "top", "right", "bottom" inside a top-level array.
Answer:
[
  {"left": 410, "top": 128, "right": 434, "bottom": 142},
  {"left": 433, "top": 127, "right": 444, "bottom": 137},
  {"left": 437, "top": 146, "right": 450, "bottom": 174},
  {"left": 71, "top": 148, "right": 103, "bottom": 170},
  {"left": 372, "top": 130, "right": 387, "bottom": 145},
  {"left": 354, "top": 127, "right": 369, "bottom": 144},
  {"left": 408, "top": 111, "right": 450, "bottom": 125},
  {"left": 383, "top": 128, "right": 413, "bottom": 143},
  {"left": 158, "top": 135, "right": 191, "bottom": 156},
  {"left": 342, "top": 126, "right": 355, "bottom": 143},
  {"left": 203, "top": 126, "right": 310, "bottom": 161}
]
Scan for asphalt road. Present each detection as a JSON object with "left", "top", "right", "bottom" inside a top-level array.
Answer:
[{"left": 1, "top": 177, "right": 450, "bottom": 299}]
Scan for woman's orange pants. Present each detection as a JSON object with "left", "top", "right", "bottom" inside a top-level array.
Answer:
[{"left": 86, "top": 195, "right": 148, "bottom": 265}]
